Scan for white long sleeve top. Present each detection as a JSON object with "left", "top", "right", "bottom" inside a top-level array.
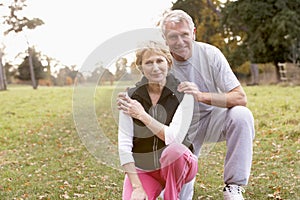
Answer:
[{"left": 118, "top": 94, "right": 194, "bottom": 166}]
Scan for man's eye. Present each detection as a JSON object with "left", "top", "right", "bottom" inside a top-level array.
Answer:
[
  {"left": 157, "top": 59, "right": 164, "bottom": 63},
  {"left": 168, "top": 35, "right": 177, "bottom": 40}
]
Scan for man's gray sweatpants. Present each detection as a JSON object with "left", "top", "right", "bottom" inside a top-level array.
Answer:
[{"left": 179, "top": 105, "right": 255, "bottom": 200}]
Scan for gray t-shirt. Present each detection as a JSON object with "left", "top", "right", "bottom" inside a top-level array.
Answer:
[
  {"left": 171, "top": 41, "right": 240, "bottom": 118},
  {"left": 170, "top": 41, "right": 241, "bottom": 155}
]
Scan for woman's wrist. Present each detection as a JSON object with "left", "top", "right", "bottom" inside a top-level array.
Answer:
[
  {"left": 139, "top": 112, "right": 151, "bottom": 125},
  {"left": 132, "top": 183, "right": 143, "bottom": 190}
]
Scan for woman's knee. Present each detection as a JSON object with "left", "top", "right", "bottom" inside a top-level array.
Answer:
[{"left": 160, "top": 143, "right": 190, "bottom": 166}]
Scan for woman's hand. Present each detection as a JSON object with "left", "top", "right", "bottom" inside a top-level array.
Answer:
[
  {"left": 117, "top": 92, "right": 128, "bottom": 111},
  {"left": 131, "top": 186, "right": 148, "bottom": 200},
  {"left": 117, "top": 92, "right": 146, "bottom": 120}
]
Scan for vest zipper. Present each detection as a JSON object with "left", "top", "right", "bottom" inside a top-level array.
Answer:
[{"left": 151, "top": 105, "right": 160, "bottom": 169}]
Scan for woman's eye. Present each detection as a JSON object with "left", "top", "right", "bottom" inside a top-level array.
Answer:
[{"left": 144, "top": 61, "right": 152, "bottom": 65}]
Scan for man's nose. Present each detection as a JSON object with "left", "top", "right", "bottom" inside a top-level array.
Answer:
[{"left": 176, "top": 35, "right": 184, "bottom": 44}]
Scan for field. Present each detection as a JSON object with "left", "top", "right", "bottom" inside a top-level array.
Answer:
[{"left": 0, "top": 84, "right": 299, "bottom": 199}]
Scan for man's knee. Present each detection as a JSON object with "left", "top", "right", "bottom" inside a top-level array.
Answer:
[
  {"left": 228, "top": 106, "right": 253, "bottom": 119},
  {"left": 227, "top": 106, "right": 255, "bottom": 139}
]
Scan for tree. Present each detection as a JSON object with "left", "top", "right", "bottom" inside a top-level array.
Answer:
[
  {"left": 0, "top": 44, "right": 7, "bottom": 90},
  {"left": 0, "top": 4, "right": 7, "bottom": 91},
  {"left": 171, "top": 0, "right": 249, "bottom": 69},
  {"left": 38, "top": 55, "right": 57, "bottom": 84},
  {"left": 1, "top": 0, "right": 44, "bottom": 89},
  {"left": 221, "top": 0, "right": 300, "bottom": 82},
  {"left": 55, "top": 66, "right": 79, "bottom": 86},
  {"left": 129, "top": 60, "right": 141, "bottom": 80},
  {"left": 172, "top": 0, "right": 225, "bottom": 48},
  {"left": 4, "top": 61, "right": 16, "bottom": 84},
  {"left": 115, "top": 57, "right": 129, "bottom": 81},
  {"left": 17, "top": 47, "right": 46, "bottom": 83},
  {"left": 100, "top": 68, "right": 114, "bottom": 86}
]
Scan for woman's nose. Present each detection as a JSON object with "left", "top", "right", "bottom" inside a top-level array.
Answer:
[{"left": 153, "top": 63, "right": 159, "bottom": 70}]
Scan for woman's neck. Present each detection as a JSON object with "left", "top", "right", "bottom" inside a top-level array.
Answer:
[
  {"left": 147, "top": 83, "right": 164, "bottom": 94},
  {"left": 147, "top": 82, "right": 165, "bottom": 105}
]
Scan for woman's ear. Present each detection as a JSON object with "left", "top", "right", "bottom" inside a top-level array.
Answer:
[{"left": 138, "top": 66, "right": 144, "bottom": 74}]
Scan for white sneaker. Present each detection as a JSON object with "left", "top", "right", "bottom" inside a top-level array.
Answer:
[{"left": 223, "top": 184, "right": 245, "bottom": 200}]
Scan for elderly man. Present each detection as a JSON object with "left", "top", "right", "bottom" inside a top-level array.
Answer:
[{"left": 159, "top": 9, "right": 255, "bottom": 200}]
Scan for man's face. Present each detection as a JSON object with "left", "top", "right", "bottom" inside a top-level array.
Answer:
[{"left": 164, "top": 20, "right": 194, "bottom": 61}]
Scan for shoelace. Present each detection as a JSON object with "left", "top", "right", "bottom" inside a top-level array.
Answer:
[{"left": 225, "top": 185, "right": 245, "bottom": 194}]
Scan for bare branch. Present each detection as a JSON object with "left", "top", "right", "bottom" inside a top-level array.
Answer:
[{"left": 207, "top": 0, "right": 221, "bottom": 17}]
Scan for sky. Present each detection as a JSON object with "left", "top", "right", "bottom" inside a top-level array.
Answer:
[{"left": 1, "top": 0, "right": 174, "bottom": 70}]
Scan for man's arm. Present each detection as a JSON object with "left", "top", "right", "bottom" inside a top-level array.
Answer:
[{"left": 178, "top": 83, "right": 247, "bottom": 108}]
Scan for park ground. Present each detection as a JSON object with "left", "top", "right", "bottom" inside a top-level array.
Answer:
[{"left": 0, "top": 84, "right": 299, "bottom": 199}]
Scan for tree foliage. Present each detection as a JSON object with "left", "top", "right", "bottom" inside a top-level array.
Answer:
[
  {"left": 171, "top": 0, "right": 300, "bottom": 81},
  {"left": 0, "top": 0, "right": 44, "bottom": 89},
  {"left": 171, "top": 0, "right": 246, "bottom": 69},
  {"left": 115, "top": 57, "right": 129, "bottom": 81},
  {"left": 221, "top": 0, "right": 300, "bottom": 64},
  {"left": 3, "top": 0, "right": 44, "bottom": 35},
  {"left": 55, "top": 66, "right": 79, "bottom": 86},
  {"left": 17, "top": 47, "right": 46, "bottom": 82},
  {"left": 172, "top": 0, "right": 225, "bottom": 48},
  {"left": 4, "top": 62, "right": 15, "bottom": 84}
]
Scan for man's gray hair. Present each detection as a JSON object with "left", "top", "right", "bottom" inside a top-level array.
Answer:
[{"left": 160, "top": 10, "right": 195, "bottom": 36}]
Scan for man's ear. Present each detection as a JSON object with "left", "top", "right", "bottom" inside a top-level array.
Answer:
[
  {"left": 193, "top": 27, "right": 196, "bottom": 40},
  {"left": 165, "top": 40, "right": 169, "bottom": 47}
]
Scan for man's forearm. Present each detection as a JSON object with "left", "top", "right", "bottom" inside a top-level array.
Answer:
[{"left": 197, "top": 91, "right": 247, "bottom": 108}]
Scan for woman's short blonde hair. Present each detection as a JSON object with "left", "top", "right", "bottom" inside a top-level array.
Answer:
[{"left": 135, "top": 41, "right": 172, "bottom": 72}]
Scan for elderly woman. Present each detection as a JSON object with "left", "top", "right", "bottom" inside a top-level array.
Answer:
[{"left": 118, "top": 41, "right": 198, "bottom": 200}]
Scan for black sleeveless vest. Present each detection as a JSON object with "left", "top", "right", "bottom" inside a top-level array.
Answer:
[{"left": 127, "top": 74, "right": 185, "bottom": 170}]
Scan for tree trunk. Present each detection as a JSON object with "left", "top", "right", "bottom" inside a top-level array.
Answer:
[
  {"left": 274, "top": 62, "right": 281, "bottom": 83},
  {"left": 28, "top": 47, "right": 37, "bottom": 89},
  {"left": 250, "top": 63, "right": 259, "bottom": 85},
  {"left": 0, "top": 51, "right": 7, "bottom": 91}
]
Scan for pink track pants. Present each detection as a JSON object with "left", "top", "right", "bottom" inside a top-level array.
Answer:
[{"left": 122, "top": 143, "right": 198, "bottom": 200}]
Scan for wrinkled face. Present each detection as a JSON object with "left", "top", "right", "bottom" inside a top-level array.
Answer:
[
  {"left": 164, "top": 20, "right": 194, "bottom": 61},
  {"left": 141, "top": 51, "right": 169, "bottom": 84}
]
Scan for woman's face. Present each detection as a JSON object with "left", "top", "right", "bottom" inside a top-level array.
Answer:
[{"left": 141, "top": 51, "right": 169, "bottom": 84}]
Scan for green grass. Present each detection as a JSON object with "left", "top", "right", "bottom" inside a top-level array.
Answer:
[
  {"left": 0, "top": 85, "right": 299, "bottom": 199},
  {"left": 195, "top": 86, "right": 300, "bottom": 199}
]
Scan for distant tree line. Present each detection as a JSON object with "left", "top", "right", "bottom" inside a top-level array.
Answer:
[
  {"left": 2, "top": 46, "right": 78, "bottom": 87},
  {"left": 0, "top": 0, "right": 44, "bottom": 90},
  {"left": 1, "top": 0, "right": 300, "bottom": 90},
  {"left": 3, "top": 47, "right": 143, "bottom": 87}
]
